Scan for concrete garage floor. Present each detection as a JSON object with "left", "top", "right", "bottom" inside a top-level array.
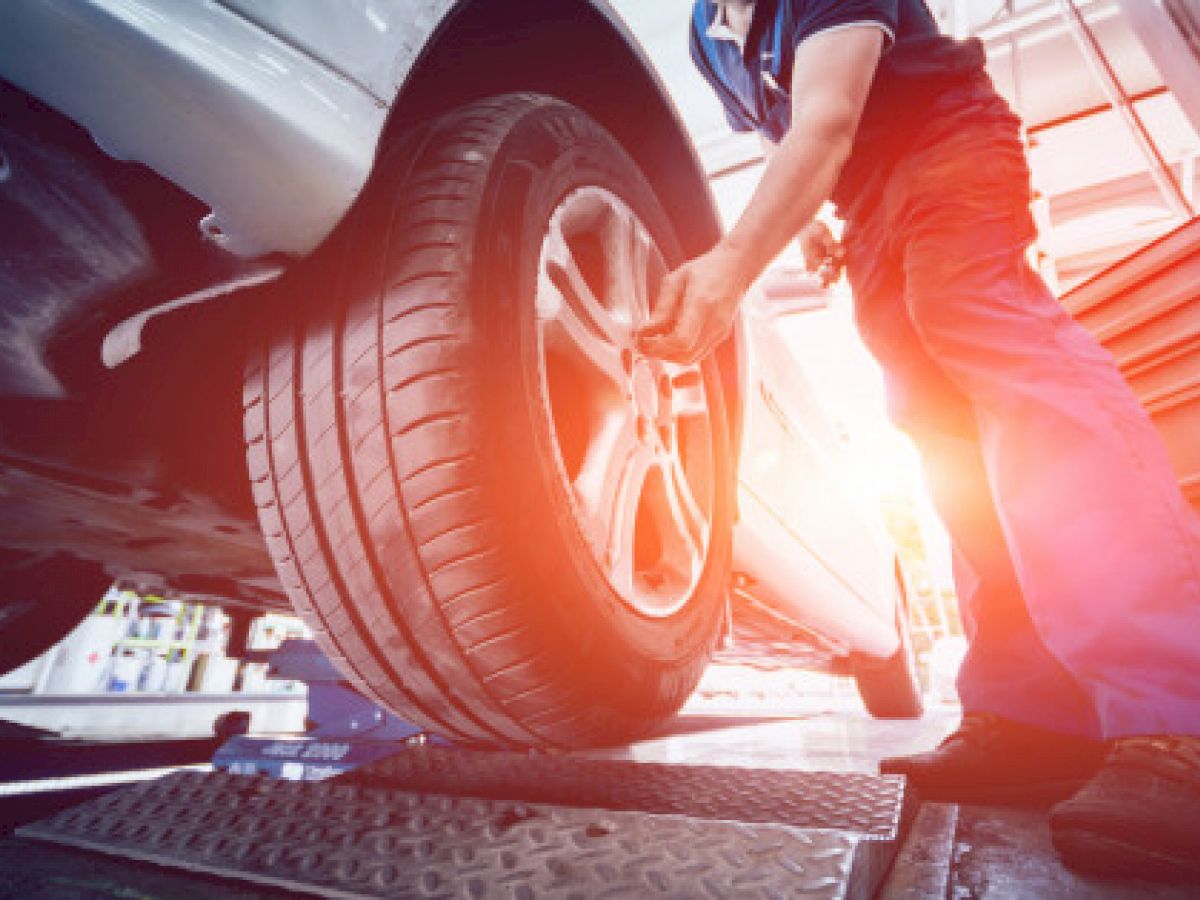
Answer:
[
  {"left": 590, "top": 699, "right": 963, "bottom": 774},
  {"left": 595, "top": 697, "right": 1196, "bottom": 899}
]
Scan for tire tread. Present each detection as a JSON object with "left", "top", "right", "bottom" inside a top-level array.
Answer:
[{"left": 245, "top": 94, "right": 726, "bottom": 747}]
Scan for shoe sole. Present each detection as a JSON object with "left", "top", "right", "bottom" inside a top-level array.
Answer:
[{"left": 1052, "top": 827, "right": 1200, "bottom": 883}]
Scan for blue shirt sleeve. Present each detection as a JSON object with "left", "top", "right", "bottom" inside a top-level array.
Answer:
[{"left": 783, "top": 0, "right": 899, "bottom": 52}]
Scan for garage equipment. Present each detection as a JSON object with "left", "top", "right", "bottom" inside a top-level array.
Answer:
[
  {"left": 19, "top": 748, "right": 911, "bottom": 899},
  {"left": 212, "top": 639, "right": 444, "bottom": 781}
]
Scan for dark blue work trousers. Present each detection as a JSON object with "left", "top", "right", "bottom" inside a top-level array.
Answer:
[{"left": 844, "top": 121, "right": 1200, "bottom": 738}]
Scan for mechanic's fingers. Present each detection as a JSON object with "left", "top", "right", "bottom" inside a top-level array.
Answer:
[
  {"left": 636, "top": 268, "right": 687, "bottom": 347},
  {"left": 640, "top": 302, "right": 701, "bottom": 363},
  {"left": 828, "top": 242, "right": 848, "bottom": 283},
  {"left": 800, "top": 227, "right": 833, "bottom": 272},
  {"left": 801, "top": 244, "right": 822, "bottom": 273},
  {"left": 804, "top": 232, "right": 845, "bottom": 281},
  {"left": 663, "top": 297, "right": 708, "bottom": 363},
  {"left": 799, "top": 232, "right": 820, "bottom": 271},
  {"left": 646, "top": 296, "right": 731, "bottom": 365},
  {"left": 817, "top": 258, "right": 840, "bottom": 287},
  {"left": 639, "top": 315, "right": 693, "bottom": 363}
]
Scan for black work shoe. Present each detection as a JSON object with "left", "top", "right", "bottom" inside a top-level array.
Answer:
[
  {"left": 1051, "top": 735, "right": 1200, "bottom": 882},
  {"left": 879, "top": 712, "right": 1105, "bottom": 803}
]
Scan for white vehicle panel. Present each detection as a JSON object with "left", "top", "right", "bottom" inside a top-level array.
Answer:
[
  {"left": 216, "top": 0, "right": 449, "bottom": 103},
  {"left": 732, "top": 301, "right": 899, "bottom": 652},
  {"left": 733, "top": 489, "right": 899, "bottom": 657},
  {"left": 0, "top": 0, "right": 407, "bottom": 256}
]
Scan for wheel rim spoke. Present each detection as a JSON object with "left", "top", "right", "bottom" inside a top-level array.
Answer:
[
  {"left": 610, "top": 206, "right": 664, "bottom": 329},
  {"left": 668, "top": 365, "right": 709, "bottom": 421},
  {"left": 662, "top": 452, "right": 707, "bottom": 570},
  {"left": 537, "top": 187, "right": 717, "bottom": 618},
  {"left": 607, "top": 451, "right": 654, "bottom": 598},
  {"left": 540, "top": 227, "right": 629, "bottom": 389},
  {"left": 573, "top": 410, "right": 640, "bottom": 530},
  {"left": 573, "top": 413, "right": 654, "bottom": 596}
]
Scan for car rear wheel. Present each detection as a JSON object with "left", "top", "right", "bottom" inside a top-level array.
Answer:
[
  {"left": 244, "top": 94, "right": 733, "bottom": 748},
  {"left": 852, "top": 567, "right": 924, "bottom": 719}
]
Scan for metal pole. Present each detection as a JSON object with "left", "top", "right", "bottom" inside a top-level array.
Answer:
[
  {"left": 1056, "top": 0, "right": 1195, "bottom": 218},
  {"left": 1007, "top": 0, "right": 1024, "bottom": 117},
  {"left": 1115, "top": 0, "right": 1200, "bottom": 138},
  {"left": 952, "top": 0, "right": 971, "bottom": 39}
]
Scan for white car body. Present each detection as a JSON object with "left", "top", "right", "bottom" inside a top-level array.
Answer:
[{"left": 0, "top": 0, "right": 900, "bottom": 658}]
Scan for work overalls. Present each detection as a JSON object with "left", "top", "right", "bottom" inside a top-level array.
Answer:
[{"left": 844, "top": 118, "right": 1200, "bottom": 738}]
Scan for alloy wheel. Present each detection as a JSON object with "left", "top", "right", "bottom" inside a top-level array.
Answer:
[{"left": 536, "top": 187, "right": 716, "bottom": 618}]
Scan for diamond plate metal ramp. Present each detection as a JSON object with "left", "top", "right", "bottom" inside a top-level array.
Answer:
[
  {"left": 19, "top": 764, "right": 910, "bottom": 899},
  {"left": 346, "top": 746, "right": 906, "bottom": 834}
]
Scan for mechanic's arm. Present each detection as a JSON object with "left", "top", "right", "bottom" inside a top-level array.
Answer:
[
  {"left": 762, "top": 135, "right": 845, "bottom": 284},
  {"left": 637, "top": 26, "right": 883, "bottom": 364}
]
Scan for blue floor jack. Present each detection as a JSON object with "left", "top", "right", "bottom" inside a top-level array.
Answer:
[{"left": 212, "top": 639, "right": 448, "bottom": 780}]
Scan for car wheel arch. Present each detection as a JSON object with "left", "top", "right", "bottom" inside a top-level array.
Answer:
[{"left": 373, "top": 0, "right": 746, "bottom": 477}]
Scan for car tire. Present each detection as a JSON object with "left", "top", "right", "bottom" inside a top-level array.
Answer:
[
  {"left": 245, "top": 94, "right": 733, "bottom": 748},
  {"left": 852, "top": 567, "right": 924, "bottom": 719},
  {"left": 0, "top": 549, "right": 108, "bottom": 676}
]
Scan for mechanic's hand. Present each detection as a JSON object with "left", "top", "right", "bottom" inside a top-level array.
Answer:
[
  {"left": 798, "top": 220, "right": 844, "bottom": 286},
  {"left": 635, "top": 245, "right": 751, "bottom": 365}
]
